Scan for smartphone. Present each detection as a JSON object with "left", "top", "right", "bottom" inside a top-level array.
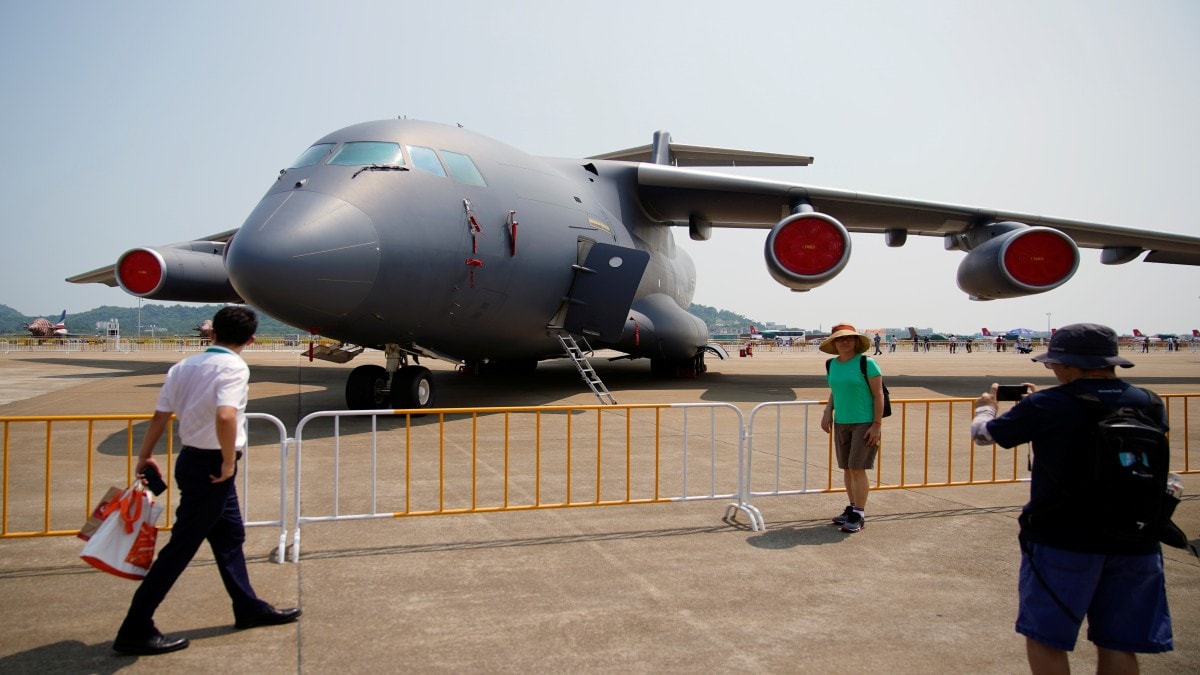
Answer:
[
  {"left": 141, "top": 464, "right": 168, "bottom": 496},
  {"left": 995, "top": 384, "right": 1028, "bottom": 401}
]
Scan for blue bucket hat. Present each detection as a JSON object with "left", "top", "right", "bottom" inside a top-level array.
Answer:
[{"left": 1030, "top": 323, "right": 1133, "bottom": 369}]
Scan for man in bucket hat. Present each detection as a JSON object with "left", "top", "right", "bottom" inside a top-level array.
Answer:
[
  {"left": 819, "top": 323, "right": 885, "bottom": 533},
  {"left": 970, "top": 323, "right": 1172, "bottom": 673}
]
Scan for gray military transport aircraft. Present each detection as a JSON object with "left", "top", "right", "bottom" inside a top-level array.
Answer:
[{"left": 68, "top": 119, "right": 1200, "bottom": 409}]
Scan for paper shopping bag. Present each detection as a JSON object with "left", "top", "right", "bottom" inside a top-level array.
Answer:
[
  {"left": 79, "top": 486, "right": 165, "bottom": 580},
  {"left": 78, "top": 486, "right": 125, "bottom": 541}
]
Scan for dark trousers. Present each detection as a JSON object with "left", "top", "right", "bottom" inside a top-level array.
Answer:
[{"left": 118, "top": 448, "right": 268, "bottom": 638}]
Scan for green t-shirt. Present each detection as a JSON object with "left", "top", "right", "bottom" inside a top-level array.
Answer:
[{"left": 826, "top": 354, "right": 882, "bottom": 424}]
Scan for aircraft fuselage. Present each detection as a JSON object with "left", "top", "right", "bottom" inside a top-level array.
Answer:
[{"left": 224, "top": 120, "right": 705, "bottom": 366}]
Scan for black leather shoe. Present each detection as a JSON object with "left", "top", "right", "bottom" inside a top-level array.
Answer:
[
  {"left": 234, "top": 605, "right": 302, "bottom": 630},
  {"left": 112, "top": 633, "right": 190, "bottom": 655}
]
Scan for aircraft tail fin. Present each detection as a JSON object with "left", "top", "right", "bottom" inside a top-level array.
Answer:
[
  {"left": 57, "top": 310, "right": 66, "bottom": 323},
  {"left": 1193, "top": 329, "right": 1199, "bottom": 338},
  {"left": 981, "top": 328, "right": 992, "bottom": 335},
  {"left": 587, "top": 132, "right": 814, "bottom": 168},
  {"left": 1133, "top": 329, "right": 1145, "bottom": 337}
]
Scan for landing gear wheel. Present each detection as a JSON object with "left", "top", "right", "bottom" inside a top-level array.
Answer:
[
  {"left": 346, "top": 364, "right": 390, "bottom": 410},
  {"left": 650, "top": 356, "right": 701, "bottom": 379},
  {"left": 390, "top": 366, "right": 433, "bottom": 410}
]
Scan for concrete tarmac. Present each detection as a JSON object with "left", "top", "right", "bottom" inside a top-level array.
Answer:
[{"left": 0, "top": 345, "right": 1197, "bottom": 674}]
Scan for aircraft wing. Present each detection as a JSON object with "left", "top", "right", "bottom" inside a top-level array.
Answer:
[
  {"left": 64, "top": 229, "right": 239, "bottom": 287},
  {"left": 634, "top": 164, "right": 1200, "bottom": 264},
  {"left": 66, "top": 265, "right": 120, "bottom": 288}
]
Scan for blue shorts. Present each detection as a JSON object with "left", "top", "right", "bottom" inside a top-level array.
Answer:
[{"left": 1016, "top": 542, "right": 1173, "bottom": 653}]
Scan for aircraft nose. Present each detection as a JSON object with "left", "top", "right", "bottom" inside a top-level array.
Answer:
[{"left": 225, "top": 191, "right": 380, "bottom": 328}]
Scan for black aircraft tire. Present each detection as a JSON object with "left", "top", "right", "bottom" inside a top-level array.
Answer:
[
  {"left": 390, "top": 366, "right": 434, "bottom": 410},
  {"left": 346, "top": 364, "right": 390, "bottom": 410}
]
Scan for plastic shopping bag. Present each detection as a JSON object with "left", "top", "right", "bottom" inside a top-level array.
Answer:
[{"left": 79, "top": 485, "right": 165, "bottom": 580}]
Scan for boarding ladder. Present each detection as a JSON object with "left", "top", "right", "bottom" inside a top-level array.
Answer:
[{"left": 555, "top": 333, "right": 616, "bottom": 405}]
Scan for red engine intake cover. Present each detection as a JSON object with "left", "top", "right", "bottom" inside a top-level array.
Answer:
[
  {"left": 116, "top": 249, "right": 166, "bottom": 296},
  {"left": 763, "top": 212, "right": 851, "bottom": 291},
  {"left": 956, "top": 226, "right": 1080, "bottom": 299},
  {"left": 1002, "top": 229, "right": 1078, "bottom": 287}
]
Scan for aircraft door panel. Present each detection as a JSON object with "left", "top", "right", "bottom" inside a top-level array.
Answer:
[{"left": 563, "top": 243, "right": 650, "bottom": 343}]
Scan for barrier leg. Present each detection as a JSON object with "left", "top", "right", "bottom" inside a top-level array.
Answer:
[{"left": 724, "top": 501, "right": 764, "bottom": 531}]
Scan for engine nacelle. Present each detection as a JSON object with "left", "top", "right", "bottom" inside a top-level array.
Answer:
[
  {"left": 116, "top": 243, "right": 243, "bottom": 303},
  {"left": 763, "top": 212, "right": 852, "bottom": 292},
  {"left": 956, "top": 226, "right": 1079, "bottom": 300}
]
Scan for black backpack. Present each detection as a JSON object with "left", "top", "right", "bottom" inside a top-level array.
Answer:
[
  {"left": 1069, "top": 387, "right": 1186, "bottom": 548},
  {"left": 825, "top": 356, "right": 891, "bottom": 418}
]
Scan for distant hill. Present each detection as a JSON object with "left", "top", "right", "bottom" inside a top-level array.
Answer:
[
  {"left": 687, "top": 303, "right": 760, "bottom": 334},
  {"left": 4, "top": 302, "right": 769, "bottom": 338},
  {"left": 0, "top": 304, "right": 296, "bottom": 337},
  {"left": 0, "top": 305, "right": 30, "bottom": 333}
]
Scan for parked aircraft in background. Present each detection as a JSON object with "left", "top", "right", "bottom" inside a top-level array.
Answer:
[
  {"left": 1132, "top": 328, "right": 1198, "bottom": 345},
  {"left": 738, "top": 326, "right": 764, "bottom": 341},
  {"left": 23, "top": 310, "right": 69, "bottom": 337},
  {"left": 1132, "top": 329, "right": 1168, "bottom": 343},
  {"left": 67, "top": 120, "right": 1200, "bottom": 409},
  {"left": 979, "top": 327, "right": 1026, "bottom": 341},
  {"left": 908, "top": 327, "right": 949, "bottom": 342},
  {"left": 193, "top": 319, "right": 214, "bottom": 340}
]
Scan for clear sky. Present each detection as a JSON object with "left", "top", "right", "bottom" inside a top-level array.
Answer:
[{"left": 1, "top": 1, "right": 1197, "bottom": 336}]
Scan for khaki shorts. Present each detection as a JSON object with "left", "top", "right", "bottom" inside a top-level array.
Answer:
[{"left": 834, "top": 423, "right": 878, "bottom": 470}]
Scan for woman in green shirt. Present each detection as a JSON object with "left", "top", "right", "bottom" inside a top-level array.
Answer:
[{"left": 819, "top": 323, "right": 885, "bottom": 533}]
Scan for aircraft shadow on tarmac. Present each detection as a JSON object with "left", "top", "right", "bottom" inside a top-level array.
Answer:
[{"left": 22, "top": 356, "right": 1200, "bottom": 456}]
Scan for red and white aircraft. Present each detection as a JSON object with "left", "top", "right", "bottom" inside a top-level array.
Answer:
[{"left": 23, "top": 310, "right": 68, "bottom": 337}]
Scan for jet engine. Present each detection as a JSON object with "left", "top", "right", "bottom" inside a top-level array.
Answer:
[
  {"left": 763, "top": 212, "right": 852, "bottom": 291},
  {"left": 955, "top": 226, "right": 1079, "bottom": 300},
  {"left": 115, "top": 243, "right": 242, "bottom": 303}
]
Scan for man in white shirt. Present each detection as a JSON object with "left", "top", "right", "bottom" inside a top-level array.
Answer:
[{"left": 113, "top": 307, "right": 300, "bottom": 656}]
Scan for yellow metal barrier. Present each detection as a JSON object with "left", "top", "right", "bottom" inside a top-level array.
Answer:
[
  {"left": 1, "top": 414, "right": 172, "bottom": 538},
  {"left": 4, "top": 394, "right": 1195, "bottom": 550},
  {"left": 745, "top": 394, "right": 1198, "bottom": 501},
  {"left": 1, "top": 413, "right": 289, "bottom": 558}
]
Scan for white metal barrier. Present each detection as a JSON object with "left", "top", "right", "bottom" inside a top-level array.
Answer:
[
  {"left": 243, "top": 412, "right": 291, "bottom": 564},
  {"left": 287, "top": 403, "right": 759, "bottom": 562},
  {"left": 743, "top": 400, "right": 827, "bottom": 499}
]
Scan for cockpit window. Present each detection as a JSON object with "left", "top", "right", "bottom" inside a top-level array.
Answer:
[
  {"left": 406, "top": 145, "right": 447, "bottom": 177},
  {"left": 329, "top": 142, "right": 406, "bottom": 167},
  {"left": 288, "top": 143, "right": 335, "bottom": 169},
  {"left": 442, "top": 150, "right": 487, "bottom": 187}
]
